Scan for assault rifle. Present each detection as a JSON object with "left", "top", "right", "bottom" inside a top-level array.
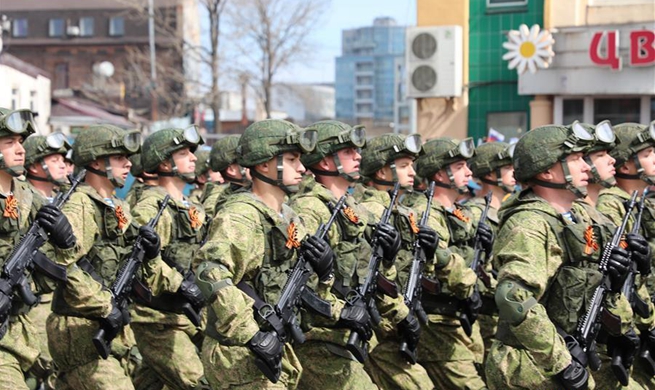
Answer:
[
  {"left": 345, "top": 183, "right": 401, "bottom": 363},
  {"left": 0, "top": 170, "right": 85, "bottom": 339},
  {"left": 92, "top": 195, "right": 169, "bottom": 359},
  {"left": 459, "top": 191, "right": 493, "bottom": 337},
  {"left": 567, "top": 190, "right": 636, "bottom": 374},
  {"left": 621, "top": 190, "right": 650, "bottom": 319},
  {"left": 250, "top": 195, "right": 346, "bottom": 383},
  {"left": 399, "top": 181, "right": 436, "bottom": 363}
]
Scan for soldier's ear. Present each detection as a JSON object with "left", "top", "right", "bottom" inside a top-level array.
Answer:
[
  {"left": 28, "top": 163, "right": 39, "bottom": 175},
  {"left": 158, "top": 160, "right": 171, "bottom": 172}
]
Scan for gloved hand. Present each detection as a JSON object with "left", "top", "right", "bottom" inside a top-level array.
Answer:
[
  {"left": 247, "top": 330, "right": 283, "bottom": 383},
  {"left": 139, "top": 225, "right": 160, "bottom": 261},
  {"left": 417, "top": 225, "right": 439, "bottom": 260},
  {"left": 467, "top": 288, "right": 483, "bottom": 315},
  {"left": 555, "top": 360, "right": 589, "bottom": 390},
  {"left": 607, "top": 328, "right": 640, "bottom": 369},
  {"left": 99, "top": 302, "right": 125, "bottom": 341},
  {"left": 28, "top": 354, "right": 54, "bottom": 382},
  {"left": 398, "top": 312, "right": 421, "bottom": 352},
  {"left": 607, "top": 246, "right": 631, "bottom": 293},
  {"left": 178, "top": 273, "right": 206, "bottom": 308},
  {"left": 375, "top": 222, "right": 401, "bottom": 266},
  {"left": 626, "top": 233, "right": 652, "bottom": 276},
  {"left": 338, "top": 300, "right": 372, "bottom": 341},
  {"left": 36, "top": 204, "right": 76, "bottom": 249},
  {"left": 300, "top": 235, "right": 334, "bottom": 282},
  {"left": 476, "top": 222, "right": 494, "bottom": 255}
]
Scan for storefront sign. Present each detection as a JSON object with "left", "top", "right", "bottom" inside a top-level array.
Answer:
[{"left": 590, "top": 29, "right": 655, "bottom": 70}]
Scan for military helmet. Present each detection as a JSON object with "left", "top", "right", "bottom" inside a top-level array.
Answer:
[
  {"left": 236, "top": 119, "right": 317, "bottom": 168},
  {"left": 513, "top": 124, "right": 593, "bottom": 183},
  {"left": 23, "top": 132, "right": 71, "bottom": 167},
  {"left": 609, "top": 122, "right": 653, "bottom": 168},
  {"left": 129, "top": 153, "right": 144, "bottom": 177},
  {"left": 194, "top": 149, "right": 211, "bottom": 178},
  {"left": 209, "top": 135, "right": 240, "bottom": 172},
  {"left": 359, "top": 133, "right": 422, "bottom": 178},
  {"left": 72, "top": 125, "right": 141, "bottom": 167},
  {"left": 570, "top": 121, "right": 618, "bottom": 188},
  {"left": 301, "top": 120, "right": 366, "bottom": 168},
  {"left": 142, "top": 125, "right": 204, "bottom": 173},
  {"left": 416, "top": 137, "right": 475, "bottom": 179},
  {"left": 0, "top": 108, "right": 37, "bottom": 140},
  {"left": 467, "top": 142, "right": 511, "bottom": 179}
]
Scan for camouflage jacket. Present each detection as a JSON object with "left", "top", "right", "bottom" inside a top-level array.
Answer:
[{"left": 200, "top": 182, "right": 228, "bottom": 220}]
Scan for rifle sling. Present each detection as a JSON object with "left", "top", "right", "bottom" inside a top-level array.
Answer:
[{"left": 236, "top": 281, "right": 286, "bottom": 338}]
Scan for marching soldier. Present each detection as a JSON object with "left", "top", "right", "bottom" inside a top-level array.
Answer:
[{"left": 125, "top": 153, "right": 159, "bottom": 209}]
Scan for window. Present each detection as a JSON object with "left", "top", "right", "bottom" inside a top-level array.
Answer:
[
  {"left": 11, "top": 89, "right": 18, "bottom": 110},
  {"left": 109, "top": 16, "right": 124, "bottom": 37},
  {"left": 12, "top": 18, "right": 28, "bottom": 38},
  {"left": 562, "top": 99, "right": 584, "bottom": 126},
  {"left": 487, "top": 0, "right": 528, "bottom": 6},
  {"left": 487, "top": 111, "right": 527, "bottom": 142},
  {"left": 651, "top": 97, "right": 655, "bottom": 123},
  {"left": 30, "top": 91, "right": 36, "bottom": 112},
  {"left": 49, "top": 19, "right": 65, "bottom": 37},
  {"left": 593, "top": 98, "right": 640, "bottom": 124},
  {"left": 80, "top": 17, "right": 94, "bottom": 37},
  {"left": 55, "top": 63, "right": 69, "bottom": 90}
]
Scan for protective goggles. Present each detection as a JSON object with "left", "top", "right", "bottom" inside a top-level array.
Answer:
[
  {"left": 282, "top": 129, "right": 318, "bottom": 153},
  {"left": 174, "top": 125, "right": 202, "bottom": 146},
  {"left": 39, "top": 132, "right": 71, "bottom": 152},
  {"left": 110, "top": 131, "right": 141, "bottom": 153},
  {"left": 636, "top": 121, "right": 655, "bottom": 144},
  {"left": 498, "top": 143, "right": 516, "bottom": 160},
  {"left": 447, "top": 137, "right": 475, "bottom": 159},
  {"left": 333, "top": 126, "right": 366, "bottom": 148},
  {"left": 564, "top": 124, "right": 594, "bottom": 150},
  {"left": 0, "top": 109, "right": 37, "bottom": 134},
  {"left": 378, "top": 133, "right": 422, "bottom": 155},
  {"left": 572, "top": 121, "right": 615, "bottom": 145}
]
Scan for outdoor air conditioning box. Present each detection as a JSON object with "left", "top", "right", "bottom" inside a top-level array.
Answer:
[{"left": 67, "top": 26, "right": 80, "bottom": 37}]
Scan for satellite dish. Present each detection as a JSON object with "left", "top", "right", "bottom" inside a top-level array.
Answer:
[{"left": 93, "top": 61, "right": 115, "bottom": 77}]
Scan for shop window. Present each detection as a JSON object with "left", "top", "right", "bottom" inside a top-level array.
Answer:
[
  {"left": 593, "top": 98, "right": 640, "bottom": 124},
  {"left": 12, "top": 18, "right": 28, "bottom": 38},
  {"left": 487, "top": 111, "right": 527, "bottom": 142},
  {"left": 49, "top": 19, "right": 65, "bottom": 37},
  {"left": 109, "top": 16, "right": 124, "bottom": 37},
  {"left": 563, "top": 99, "right": 583, "bottom": 126},
  {"left": 80, "top": 17, "right": 94, "bottom": 37}
]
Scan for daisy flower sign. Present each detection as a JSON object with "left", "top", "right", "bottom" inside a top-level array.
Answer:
[{"left": 502, "top": 24, "right": 555, "bottom": 75}]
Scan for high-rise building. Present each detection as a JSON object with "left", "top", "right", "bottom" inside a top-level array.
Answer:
[{"left": 336, "top": 17, "right": 411, "bottom": 132}]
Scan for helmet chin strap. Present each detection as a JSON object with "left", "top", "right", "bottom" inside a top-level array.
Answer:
[
  {"left": 531, "top": 158, "right": 587, "bottom": 198},
  {"left": 311, "top": 153, "right": 360, "bottom": 183},
  {"left": 222, "top": 167, "right": 250, "bottom": 186},
  {"left": 614, "top": 155, "right": 655, "bottom": 185},
  {"left": 433, "top": 166, "right": 468, "bottom": 194},
  {"left": 583, "top": 156, "right": 616, "bottom": 188},
  {"left": 0, "top": 153, "right": 25, "bottom": 177},
  {"left": 158, "top": 159, "right": 196, "bottom": 184},
  {"left": 86, "top": 157, "right": 126, "bottom": 188},
  {"left": 372, "top": 161, "right": 413, "bottom": 190},
  {"left": 250, "top": 155, "right": 298, "bottom": 195}
]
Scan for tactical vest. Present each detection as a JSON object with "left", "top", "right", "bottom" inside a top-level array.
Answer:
[
  {"left": 161, "top": 199, "right": 207, "bottom": 273},
  {"left": 441, "top": 204, "right": 477, "bottom": 264},
  {"left": 392, "top": 203, "right": 421, "bottom": 288}
]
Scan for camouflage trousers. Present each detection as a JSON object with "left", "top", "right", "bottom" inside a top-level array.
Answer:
[
  {"left": 591, "top": 344, "right": 644, "bottom": 390},
  {"left": 46, "top": 313, "right": 135, "bottom": 390},
  {"left": 478, "top": 313, "right": 497, "bottom": 360},
  {"left": 131, "top": 321, "right": 204, "bottom": 390},
  {"left": 417, "top": 317, "right": 486, "bottom": 390},
  {"left": 0, "top": 312, "right": 43, "bottom": 390},
  {"left": 201, "top": 336, "right": 302, "bottom": 390},
  {"left": 364, "top": 337, "right": 434, "bottom": 390},
  {"left": 294, "top": 340, "right": 378, "bottom": 390},
  {"left": 25, "top": 295, "right": 56, "bottom": 390}
]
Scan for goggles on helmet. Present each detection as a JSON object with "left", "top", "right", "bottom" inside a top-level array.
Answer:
[
  {"left": 636, "top": 121, "right": 655, "bottom": 145},
  {"left": 43, "top": 132, "right": 70, "bottom": 151},
  {"left": 281, "top": 129, "right": 318, "bottom": 153},
  {"left": 497, "top": 143, "right": 516, "bottom": 161},
  {"left": 110, "top": 131, "right": 141, "bottom": 153},
  {"left": 377, "top": 134, "right": 422, "bottom": 155},
  {"left": 332, "top": 126, "right": 366, "bottom": 148},
  {"left": 1, "top": 109, "right": 37, "bottom": 134},
  {"left": 564, "top": 124, "right": 594, "bottom": 150},
  {"left": 448, "top": 137, "right": 475, "bottom": 159}
]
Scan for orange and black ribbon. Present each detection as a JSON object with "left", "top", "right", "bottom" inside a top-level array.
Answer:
[
  {"left": 3, "top": 195, "right": 18, "bottom": 220},
  {"left": 343, "top": 206, "right": 359, "bottom": 224},
  {"left": 189, "top": 206, "right": 202, "bottom": 229},
  {"left": 408, "top": 212, "right": 420, "bottom": 234},
  {"left": 453, "top": 208, "right": 470, "bottom": 223},
  {"left": 583, "top": 225, "right": 599, "bottom": 255},
  {"left": 286, "top": 222, "right": 301, "bottom": 249},
  {"left": 115, "top": 205, "right": 128, "bottom": 230}
]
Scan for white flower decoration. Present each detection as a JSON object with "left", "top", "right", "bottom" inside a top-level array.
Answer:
[{"left": 502, "top": 24, "right": 555, "bottom": 75}]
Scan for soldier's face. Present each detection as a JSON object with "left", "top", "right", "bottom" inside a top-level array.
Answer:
[
  {"left": 107, "top": 155, "right": 132, "bottom": 182},
  {"left": 500, "top": 164, "right": 516, "bottom": 187},
  {"left": 281, "top": 151, "right": 305, "bottom": 186},
  {"left": 335, "top": 147, "right": 361, "bottom": 177},
  {"left": 563, "top": 152, "right": 590, "bottom": 187},
  {"left": 208, "top": 169, "right": 224, "bottom": 183},
  {"left": 394, "top": 157, "right": 415, "bottom": 187},
  {"left": 40, "top": 153, "right": 67, "bottom": 181},
  {"left": 0, "top": 135, "right": 25, "bottom": 168},
  {"left": 65, "top": 161, "right": 75, "bottom": 175},
  {"left": 637, "top": 147, "right": 655, "bottom": 177},
  {"left": 171, "top": 147, "right": 196, "bottom": 175},
  {"left": 448, "top": 159, "right": 472, "bottom": 189},
  {"left": 588, "top": 150, "right": 616, "bottom": 181}
]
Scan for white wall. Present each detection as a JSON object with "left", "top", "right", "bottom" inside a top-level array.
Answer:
[{"left": 0, "top": 65, "right": 51, "bottom": 134}]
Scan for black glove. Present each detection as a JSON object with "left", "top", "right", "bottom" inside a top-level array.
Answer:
[
  {"left": 178, "top": 273, "right": 205, "bottom": 308},
  {"left": 248, "top": 330, "right": 283, "bottom": 383},
  {"left": 607, "top": 246, "right": 631, "bottom": 293},
  {"left": 398, "top": 312, "right": 421, "bottom": 352},
  {"left": 36, "top": 204, "right": 76, "bottom": 249},
  {"left": 607, "top": 328, "right": 640, "bottom": 369},
  {"left": 626, "top": 233, "right": 652, "bottom": 276},
  {"left": 0, "top": 290, "right": 11, "bottom": 340},
  {"left": 375, "top": 222, "right": 401, "bottom": 266},
  {"left": 139, "top": 225, "right": 160, "bottom": 261},
  {"left": 555, "top": 360, "right": 589, "bottom": 390},
  {"left": 98, "top": 302, "right": 125, "bottom": 342},
  {"left": 476, "top": 222, "right": 494, "bottom": 255},
  {"left": 338, "top": 300, "right": 372, "bottom": 341},
  {"left": 417, "top": 225, "right": 439, "bottom": 260},
  {"left": 300, "top": 235, "right": 334, "bottom": 282}
]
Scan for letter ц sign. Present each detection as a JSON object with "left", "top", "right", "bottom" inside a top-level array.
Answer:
[{"left": 589, "top": 30, "right": 655, "bottom": 70}]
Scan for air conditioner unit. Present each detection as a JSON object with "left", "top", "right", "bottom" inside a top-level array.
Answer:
[
  {"left": 405, "top": 25, "right": 463, "bottom": 98},
  {"left": 66, "top": 26, "right": 80, "bottom": 37}
]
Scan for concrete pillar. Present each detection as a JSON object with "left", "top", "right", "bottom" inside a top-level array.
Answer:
[{"left": 529, "top": 95, "right": 553, "bottom": 128}]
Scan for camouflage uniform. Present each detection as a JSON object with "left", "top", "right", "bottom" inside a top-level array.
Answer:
[
  {"left": 408, "top": 138, "right": 486, "bottom": 390},
  {"left": 47, "top": 125, "right": 143, "bottom": 390},
  {"left": 358, "top": 134, "right": 435, "bottom": 390},
  {"left": 125, "top": 153, "right": 156, "bottom": 209},
  {"left": 188, "top": 149, "right": 210, "bottom": 205},
  {"left": 130, "top": 127, "right": 208, "bottom": 390},
  {"left": 194, "top": 120, "right": 325, "bottom": 389}
]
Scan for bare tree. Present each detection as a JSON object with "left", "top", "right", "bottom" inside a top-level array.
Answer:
[
  {"left": 226, "top": 0, "right": 328, "bottom": 118},
  {"left": 202, "top": 0, "right": 229, "bottom": 134}
]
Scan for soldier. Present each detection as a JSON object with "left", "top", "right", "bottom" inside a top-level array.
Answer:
[
  {"left": 408, "top": 137, "right": 488, "bottom": 390},
  {"left": 0, "top": 108, "right": 72, "bottom": 389},
  {"left": 130, "top": 125, "right": 209, "bottom": 390},
  {"left": 189, "top": 149, "right": 222, "bottom": 205},
  {"left": 125, "top": 153, "right": 159, "bottom": 209},
  {"left": 358, "top": 133, "right": 436, "bottom": 390},
  {"left": 596, "top": 122, "right": 655, "bottom": 389},
  {"left": 202, "top": 135, "right": 250, "bottom": 219},
  {"left": 486, "top": 124, "right": 641, "bottom": 389},
  {"left": 47, "top": 124, "right": 161, "bottom": 390},
  {"left": 466, "top": 141, "right": 516, "bottom": 364},
  {"left": 287, "top": 120, "right": 379, "bottom": 389},
  {"left": 194, "top": 119, "right": 334, "bottom": 389}
]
